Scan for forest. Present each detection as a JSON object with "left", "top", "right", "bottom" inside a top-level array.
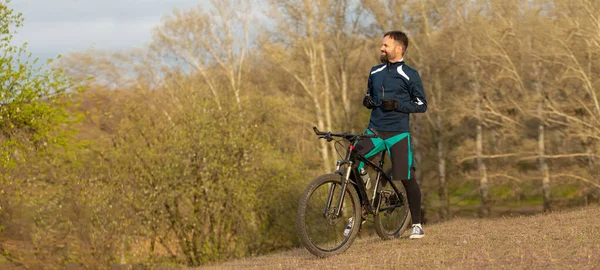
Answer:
[{"left": 1, "top": 0, "right": 599, "bottom": 268}]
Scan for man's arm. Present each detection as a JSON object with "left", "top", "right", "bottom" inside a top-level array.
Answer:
[{"left": 397, "top": 73, "right": 427, "bottom": 113}]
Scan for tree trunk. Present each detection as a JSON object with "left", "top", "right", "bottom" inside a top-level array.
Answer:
[
  {"left": 539, "top": 121, "right": 551, "bottom": 212},
  {"left": 473, "top": 77, "right": 489, "bottom": 217},
  {"left": 303, "top": 13, "right": 332, "bottom": 170},
  {"left": 533, "top": 61, "right": 551, "bottom": 212},
  {"left": 436, "top": 112, "right": 449, "bottom": 220},
  {"left": 320, "top": 44, "right": 336, "bottom": 167},
  {"left": 476, "top": 122, "right": 489, "bottom": 217},
  {"left": 340, "top": 69, "right": 352, "bottom": 130},
  {"left": 537, "top": 97, "right": 551, "bottom": 212},
  {"left": 431, "top": 73, "right": 449, "bottom": 221}
]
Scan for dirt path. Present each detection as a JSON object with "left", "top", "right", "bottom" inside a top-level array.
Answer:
[{"left": 198, "top": 207, "right": 600, "bottom": 269}]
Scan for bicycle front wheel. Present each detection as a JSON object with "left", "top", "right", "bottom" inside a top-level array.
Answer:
[
  {"left": 374, "top": 170, "right": 411, "bottom": 240},
  {"left": 297, "top": 174, "right": 361, "bottom": 258}
]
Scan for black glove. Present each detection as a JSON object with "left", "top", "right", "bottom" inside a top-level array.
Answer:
[
  {"left": 363, "top": 95, "right": 376, "bottom": 109},
  {"left": 381, "top": 99, "right": 398, "bottom": 111}
]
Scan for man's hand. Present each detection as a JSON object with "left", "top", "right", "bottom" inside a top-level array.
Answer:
[
  {"left": 382, "top": 99, "right": 398, "bottom": 111},
  {"left": 363, "top": 95, "right": 376, "bottom": 109}
]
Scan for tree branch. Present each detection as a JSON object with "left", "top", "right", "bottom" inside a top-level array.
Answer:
[
  {"left": 551, "top": 173, "right": 600, "bottom": 189},
  {"left": 458, "top": 153, "right": 524, "bottom": 163},
  {"left": 520, "top": 153, "right": 600, "bottom": 161}
]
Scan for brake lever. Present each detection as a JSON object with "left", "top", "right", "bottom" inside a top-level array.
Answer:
[
  {"left": 318, "top": 132, "right": 333, "bottom": 141},
  {"left": 325, "top": 132, "right": 333, "bottom": 141}
]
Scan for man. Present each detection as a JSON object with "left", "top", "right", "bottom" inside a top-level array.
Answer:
[{"left": 358, "top": 30, "right": 427, "bottom": 239}]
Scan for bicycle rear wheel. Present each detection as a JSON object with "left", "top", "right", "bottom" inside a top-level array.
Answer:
[
  {"left": 297, "top": 174, "right": 361, "bottom": 257},
  {"left": 374, "top": 170, "right": 411, "bottom": 240}
]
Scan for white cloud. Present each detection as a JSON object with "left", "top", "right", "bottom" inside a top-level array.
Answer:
[
  {"left": 8, "top": 0, "right": 202, "bottom": 59},
  {"left": 14, "top": 19, "right": 158, "bottom": 55}
]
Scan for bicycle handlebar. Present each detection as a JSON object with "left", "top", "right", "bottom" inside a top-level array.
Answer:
[{"left": 312, "top": 126, "right": 379, "bottom": 141}]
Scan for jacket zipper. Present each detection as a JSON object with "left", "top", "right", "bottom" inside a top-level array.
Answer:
[{"left": 382, "top": 63, "right": 392, "bottom": 99}]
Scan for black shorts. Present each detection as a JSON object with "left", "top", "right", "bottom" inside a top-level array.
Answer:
[{"left": 354, "top": 130, "right": 414, "bottom": 180}]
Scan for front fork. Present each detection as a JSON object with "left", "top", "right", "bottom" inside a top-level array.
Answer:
[{"left": 324, "top": 159, "right": 353, "bottom": 218}]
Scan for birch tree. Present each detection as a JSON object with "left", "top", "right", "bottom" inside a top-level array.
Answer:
[
  {"left": 151, "top": 0, "right": 252, "bottom": 110},
  {"left": 265, "top": 0, "right": 340, "bottom": 169}
]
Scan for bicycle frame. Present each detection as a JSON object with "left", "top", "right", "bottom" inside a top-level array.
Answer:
[{"left": 325, "top": 138, "right": 405, "bottom": 219}]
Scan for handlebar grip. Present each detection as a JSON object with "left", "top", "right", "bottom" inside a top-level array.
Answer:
[{"left": 313, "top": 126, "right": 322, "bottom": 135}]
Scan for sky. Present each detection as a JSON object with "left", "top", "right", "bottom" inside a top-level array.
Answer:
[{"left": 8, "top": 0, "right": 203, "bottom": 62}]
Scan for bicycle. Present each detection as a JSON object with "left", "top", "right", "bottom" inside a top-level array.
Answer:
[{"left": 296, "top": 126, "right": 411, "bottom": 258}]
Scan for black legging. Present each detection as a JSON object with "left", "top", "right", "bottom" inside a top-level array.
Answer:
[
  {"left": 402, "top": 175, "right": 422, "bottom": 224},
  {"left": 354, "top": 131, "right": 422, "bottom": 225}
]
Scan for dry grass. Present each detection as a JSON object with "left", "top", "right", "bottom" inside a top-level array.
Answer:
[{"left": 197, "top": 206, "right": 600, "bottom": 270}]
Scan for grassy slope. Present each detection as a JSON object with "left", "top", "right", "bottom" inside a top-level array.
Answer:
[{"left": 199, "top": 206, "right": 600, "bottom": 269}]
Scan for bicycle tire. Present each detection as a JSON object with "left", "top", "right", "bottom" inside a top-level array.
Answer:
[
  {"left": 297, "top": 173, "right": 362, "bottom": 257},
  {"left": 374, "top": 169, "right": 411, "bottom": 240}
]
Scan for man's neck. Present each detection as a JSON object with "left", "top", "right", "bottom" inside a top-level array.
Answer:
[{"left": 389, "top": 58, "right": 404, "bottom": 63}]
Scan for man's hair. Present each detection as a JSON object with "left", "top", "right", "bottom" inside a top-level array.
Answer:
[{"left": 384, "top": 31, "right": 409, "bottom": 55}]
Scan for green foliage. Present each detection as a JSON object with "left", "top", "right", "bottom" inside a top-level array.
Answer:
[
  {"left": 77, "top": 87, "right": 310, "bottom": 266},
  {"left": 0, "top": 2, "right": 86, "bottom": 268},
  {"left": 0, "top": 1, "right": 84, "bottom": 168}
]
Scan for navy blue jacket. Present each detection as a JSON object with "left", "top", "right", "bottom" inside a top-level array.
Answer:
[{"left": 366, "top": 60, "right": 427, "bottom": 132}]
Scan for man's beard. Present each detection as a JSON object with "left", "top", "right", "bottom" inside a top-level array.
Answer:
[
  {"left": 379, "top": 52, "right": 390, "bottom": 64},
  {"left": 380, "top": 54, "right": 389, "bottom": 64}
]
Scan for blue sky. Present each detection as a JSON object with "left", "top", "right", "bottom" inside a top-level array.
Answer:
[{"left": 9, "top": 0, "right": 203, "bottom": 62}]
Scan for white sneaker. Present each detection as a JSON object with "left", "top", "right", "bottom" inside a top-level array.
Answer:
[
  {"left": 409, "top": 224, "right": 425, "bottom": 239},
  {"left": 343, "top": 217, "right": 354, "bottom": 237}
]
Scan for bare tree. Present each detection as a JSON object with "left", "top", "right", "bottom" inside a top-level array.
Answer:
[
  {"left": 361, "top": 0, "right": 409, "bottom": 32},
  {"left": 265, "top": 0, "right": 348, "bottom": 169},
  {"left": 151, "top": 0, "right": 252, "bottom": 110}
]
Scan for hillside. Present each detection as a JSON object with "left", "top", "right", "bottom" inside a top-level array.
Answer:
[{"left": 199, "top": 207, "right": 600, "bottom": 269}]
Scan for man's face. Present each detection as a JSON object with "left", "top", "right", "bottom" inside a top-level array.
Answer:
[{"left": 380, "top": 35, "right": 403, "bottom": 63}]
